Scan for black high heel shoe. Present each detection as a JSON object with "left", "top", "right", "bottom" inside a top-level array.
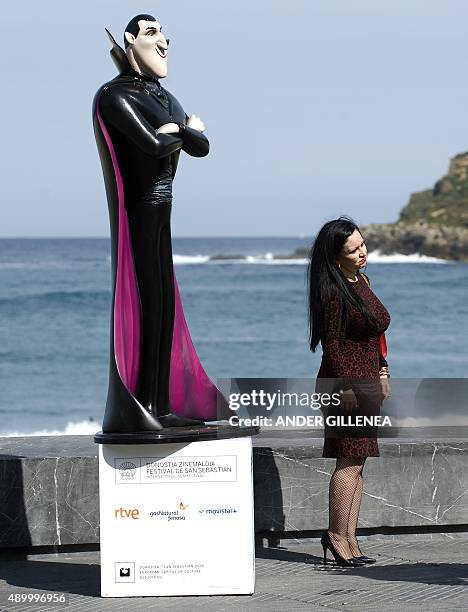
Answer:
[
  {"left": 321, "top": 531, "right": 365, "bottom": 567},
  {"left": 350, "top": 538, "right": 377, "bottom": 563},
  {"left": 352, "top": 555, "right": 376, "bottom": 564}
]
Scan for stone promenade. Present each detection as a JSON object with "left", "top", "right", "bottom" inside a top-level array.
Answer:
[{"left": 0, "top": 533, "right": 467, "bottom": 611}]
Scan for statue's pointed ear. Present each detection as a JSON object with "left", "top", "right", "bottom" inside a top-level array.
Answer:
[
  {"left": 104, "top": 28, "right": 131, "bottom": 73},
  {"left": 124, "top": 31, "right": 135, "bottom": 46}
]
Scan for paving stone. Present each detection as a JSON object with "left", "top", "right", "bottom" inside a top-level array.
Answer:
[{"left": 0, "top": 535, "right": 467, "bottom": 611}]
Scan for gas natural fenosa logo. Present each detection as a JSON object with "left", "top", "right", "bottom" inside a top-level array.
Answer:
[{"left": 149, "top": 501, "right": 189, "bottom": 521}]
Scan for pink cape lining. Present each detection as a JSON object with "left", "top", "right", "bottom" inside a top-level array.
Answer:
[{"left": 96, "top": 101, "right": 219, "bottom": 420}]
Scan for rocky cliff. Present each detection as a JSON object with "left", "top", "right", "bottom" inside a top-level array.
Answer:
[{"left": 360, "top": 152, "right": 468, "bottom": 261}]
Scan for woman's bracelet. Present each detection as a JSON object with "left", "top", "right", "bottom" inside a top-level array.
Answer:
[{"left": 379, "top": 366, "right": 390, "bottom": 378}]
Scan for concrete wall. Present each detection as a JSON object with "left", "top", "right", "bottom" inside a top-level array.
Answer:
[{"left": 0, "top": 433, "right": 467, "bottom": 548}]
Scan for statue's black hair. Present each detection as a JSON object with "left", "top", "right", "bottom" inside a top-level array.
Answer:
[{"left": 124, "top": 14, "right": 157, "bottom": 48}]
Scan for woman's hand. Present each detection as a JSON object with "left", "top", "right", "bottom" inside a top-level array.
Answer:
[
  {"left": 339, "top": 388, "right": 357, "bottom": 411},
  {"left": 380, "top": 376, "right": 391, "bottom": 402}
]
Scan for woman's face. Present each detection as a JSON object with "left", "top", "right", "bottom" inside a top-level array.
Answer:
[{"left": 336, "top": 229, "right": 368, "bottom": 272}]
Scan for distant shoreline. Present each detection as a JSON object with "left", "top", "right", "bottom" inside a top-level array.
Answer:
[{"left": 0, "top": 236, "right": 463, "bottom": 264}]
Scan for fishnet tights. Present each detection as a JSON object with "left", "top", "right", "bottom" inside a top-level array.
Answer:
[{"left": 328, "top": 458, "right": 366, "bottom": 559}]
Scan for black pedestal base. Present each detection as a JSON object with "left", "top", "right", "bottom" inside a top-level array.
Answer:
[{"left": 94, "top": 423, "right": 259, "bottom": 445}]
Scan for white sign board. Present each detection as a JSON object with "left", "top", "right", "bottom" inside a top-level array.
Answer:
[{"left": 99, "top": 436, "right": 255, "bottom": 597}]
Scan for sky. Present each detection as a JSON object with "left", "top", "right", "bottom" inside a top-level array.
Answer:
[{"left": 1, "top": 0, "right": 468, "bottom": 237}]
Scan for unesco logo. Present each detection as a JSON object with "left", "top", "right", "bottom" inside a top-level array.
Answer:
[{"left": 117, "top": 460, "right": 138, "bottom": 481}]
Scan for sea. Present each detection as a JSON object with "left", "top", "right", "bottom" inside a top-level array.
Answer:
[{"left": 1, "top": 237, "right": 467, "bottom": 436}]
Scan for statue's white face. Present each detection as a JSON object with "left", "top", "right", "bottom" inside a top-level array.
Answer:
[{"left": 125, "top": 19, "right": 168, "bottom": 78}]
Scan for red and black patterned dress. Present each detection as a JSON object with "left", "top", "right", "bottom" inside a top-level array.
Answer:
[{"left": 317, "top": 272, "right": 391, "bottom": 458}]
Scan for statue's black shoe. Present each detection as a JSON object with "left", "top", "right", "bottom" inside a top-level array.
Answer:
[
  {"left": 102, "top": 402, "right": 163, "bottom": 433},
  {"left": 157, "top": 412, "right": 203, "bottom": 428},
  {"left": 352, "top": 555, "right": 376, "bottom": 564}
]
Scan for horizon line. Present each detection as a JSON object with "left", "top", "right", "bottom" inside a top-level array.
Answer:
[{"left": 0, "top": 234, "right": 312, "bottom": 240}]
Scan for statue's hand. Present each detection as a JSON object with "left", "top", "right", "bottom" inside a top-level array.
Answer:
[
  {"left": 156, "top": 122, "right": 180, "bottom": 135},
  {"left": 187, "top": 114, "right": 205, "bottom": 132}
]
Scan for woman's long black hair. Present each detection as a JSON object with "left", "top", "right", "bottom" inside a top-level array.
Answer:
[{"left": 308, "top": 216, "right": 380, "bottom": 351}]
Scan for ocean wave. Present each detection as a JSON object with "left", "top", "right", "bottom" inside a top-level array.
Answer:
[
  {"left": 3, "top": 419, "right": 100, "bottom": 437},
  {"left": 0, "top": 290, "right": 109, "bottom": 306},
  {"left": 171, "top": 250, "right": 451, "bottom": 265},
  {"left": 212, "top": 258, "right": 308, "bottom": 265},
  {"left": 242, "top": 255, "right": 307, "bottom": 265},
  {"left": 173, "top": 254, "right": 210, "bottom": 264},
  {"left": 172, "top": 252, "right": 307, "bottom": 265},
  {"left": 0, "top": 261, "right": 68, "bottom": 270},
  {"left": 3, "top": 251, "right": 449, "bottom": 271},
  {"left": 194, "top": 336, "right": 264, "bottom": 343},
  {"left": 366, "top": 250, "right": 449, "bottom": 264}
]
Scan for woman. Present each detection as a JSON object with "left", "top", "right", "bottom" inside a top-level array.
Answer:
[{"left": 308, "top": 216, "right": 391, "bottom": 567}]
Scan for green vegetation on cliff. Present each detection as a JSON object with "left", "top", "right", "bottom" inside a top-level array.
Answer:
[{"left": 399, "top": 152, "right": 468, "bottom": 229}]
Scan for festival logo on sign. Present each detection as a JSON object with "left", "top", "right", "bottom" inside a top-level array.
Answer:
[
  {"left": 116, "top": 460, "right": 138, "bottom": 481},
  {"left": 113, "top": 457, "right": 143, "bottom": 484},
  {"left": 141, "top": 455, "right": 238, "bottom": 483}
]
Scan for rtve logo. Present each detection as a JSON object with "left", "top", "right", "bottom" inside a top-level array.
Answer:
[{"left": 114, "top": 507, "right": 140, "bottom": 519}]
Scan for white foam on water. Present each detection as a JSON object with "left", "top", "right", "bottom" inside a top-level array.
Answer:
[
  {"left": 172, "top": 253, "right": 308, "bottom": 265},
  {"left": 3, "top": 419, "right": 100, "bottom": 437},
  {"left": 243, "top": 255, "right": 307, "bottom": 265},
  {"left": 171, "top": 250, "right": 451, "bottom": 265},
  {"left": 0, "top": 261, "right": 67, "bottom": 270},
  {"left": 173, "top": 254, "right": 210, "bottom": 264},
  {"left": 366, "top": 250, "right": 449, "bottom": 264}
]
